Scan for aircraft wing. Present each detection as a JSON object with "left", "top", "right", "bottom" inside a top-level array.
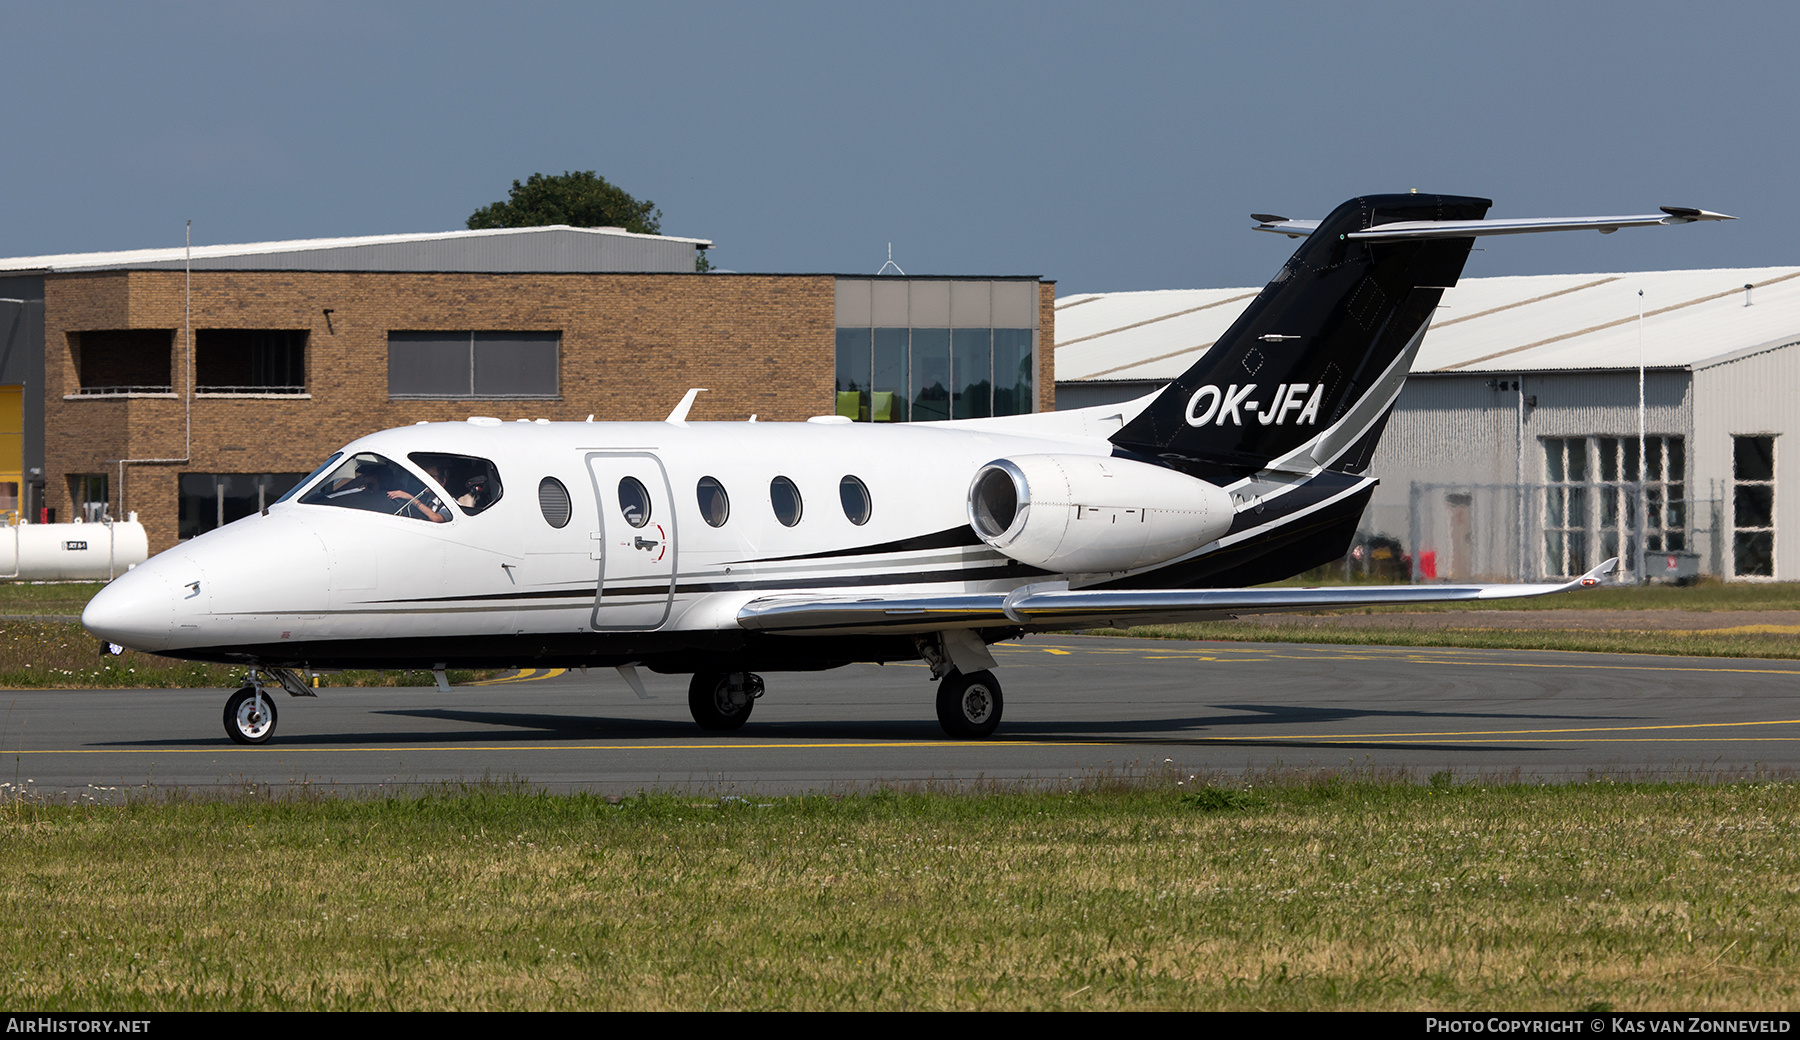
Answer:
[{"left": 736, "top": 559, "right": 1617, "bottom": 637}]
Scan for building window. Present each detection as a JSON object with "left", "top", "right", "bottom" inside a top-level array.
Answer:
[
  {"left": 179, "top": 473, "right": 309, "bottom": 539},
  {"left": 196, "top": 329, "right": 306, "bottom": 394},
  {"left": 388, "top": 331, "right": 559, "bottom": 398},
  {"left": 834, "top": 326, "right": 1034, "bottom": 423},
  {"left": 69, "top": 330, "right": 173, "bottom": 395},
  {"left": 1542, "top": 435, "right": 1686, "bottom": 577},
  {"left": 70, "top": 473, "right": 109, "bottom": 523},
  {"left": 1733, "top": 435, "right": 1775, "bottom": 578}
]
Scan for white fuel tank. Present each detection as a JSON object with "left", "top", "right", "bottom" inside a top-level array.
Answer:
[
  {"left": 0, "top": 517, "right": 149, "bottom": 581},
  {"left": 967, "top": 454, "right": 1234, "bottom": 574}
]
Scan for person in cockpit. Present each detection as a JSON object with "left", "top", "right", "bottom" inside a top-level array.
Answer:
[{"left": 323, "top": 460, "right": 447, "bottom": 522}]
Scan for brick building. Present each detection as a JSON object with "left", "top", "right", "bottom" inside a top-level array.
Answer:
[{"left": 0, "top": 226, "right": 1053, "bottom": 551}]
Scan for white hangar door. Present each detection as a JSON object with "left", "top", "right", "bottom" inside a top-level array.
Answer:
[{"left": 585, "top": 452, "right": 677, "bottom": 630}]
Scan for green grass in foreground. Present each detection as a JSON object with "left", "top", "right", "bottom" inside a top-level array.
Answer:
[
  {"left": 2, "top": 778, "right": 1796, "bottom": 1010},
  {"left": 1110, "top": 621, "right": 1800, "bottom": 659}
]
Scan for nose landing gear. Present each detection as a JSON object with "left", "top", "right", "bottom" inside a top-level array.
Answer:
[
  {"left": 223, "top": 685, "right": 277, "bottom": 745},
  {"left": 221, "top": 667, "right": 314, "bottom": 745}
]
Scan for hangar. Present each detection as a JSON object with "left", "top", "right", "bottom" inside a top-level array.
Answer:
[
  {"left": 0, "top": 227, "right": 1052, "bottom": 552},
  {"left": 1056, "top": 267, "right": 1800, "bottom": 582}
]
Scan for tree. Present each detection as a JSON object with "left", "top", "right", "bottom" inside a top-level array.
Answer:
[{"left": 466, "top": 171, "right": 662, "bottom": 235}]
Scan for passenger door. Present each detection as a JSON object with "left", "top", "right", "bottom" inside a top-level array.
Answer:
[{"left": 585, "top": 452, "right": 677, "bottom": 630}]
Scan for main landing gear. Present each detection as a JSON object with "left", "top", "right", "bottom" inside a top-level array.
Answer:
[
  {"left": 222, "top": 667, "right": 314, "bottom": 745},
  {"left": 689, "top": 671, "right": 764, "bottom": 730},
  {"left": 936, "top": 669, "right": 1004, "bottom": 739}
]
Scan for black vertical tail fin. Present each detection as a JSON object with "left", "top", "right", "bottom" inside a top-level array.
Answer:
[{"left": 1110, "top": 193, "right": 1491, "bottom": 480}]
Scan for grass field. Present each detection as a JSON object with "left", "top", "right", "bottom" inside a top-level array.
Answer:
[
  {"left": 1, "top": 777, "right": 1795, "bottom": 1011},
  {"left": 1264, "top": 576, "right": 1800, "bottom": 613},
  {"left": 1111, "top": 620, "right": 1800, "bottom": 659}
]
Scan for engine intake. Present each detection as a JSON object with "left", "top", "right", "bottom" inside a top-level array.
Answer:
[{"left": 967, "top": 454, "right": 1234, "bottom": 574}]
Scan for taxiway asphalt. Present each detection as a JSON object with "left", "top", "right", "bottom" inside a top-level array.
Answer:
[{"left": 5, "top": 635, "right": 1799, "bottom": 796}]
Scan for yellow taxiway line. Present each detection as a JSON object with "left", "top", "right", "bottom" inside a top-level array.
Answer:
[{"left": 15, "top": 718, "right": 1800, "bottom": 755}]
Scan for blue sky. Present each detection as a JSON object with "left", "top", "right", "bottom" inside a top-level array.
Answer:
[{"left": 2, "top": 1, "right": 1791, "bottom": 293}]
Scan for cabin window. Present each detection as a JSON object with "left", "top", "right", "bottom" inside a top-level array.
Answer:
[
  {"left": 538, "top": 477, "right": 571, "bottom": 529},
  {"left": 769, "top": 476, "right": 802, "bottom": 527},
  {"left": 409, "top": 453, "right": 503, "bottom": 515},
  {"left": 299, "top": 453, "right": 448, "bottom": 523},
  {"left": 387, "top": 331, "right": 559, "bottom": 398},
  {"left": 696, "top": 477, "right": 730, "bottom": 527},
  {"left": 839, "top": 476, "right": 872, "bottom": 525},
  {"left": 618, "top": 477, "right": 651, "bottom": 528}
]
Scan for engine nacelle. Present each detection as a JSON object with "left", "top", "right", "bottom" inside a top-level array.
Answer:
[{"left": 967, "top": 454, "right": 1235, "bottom": 574}]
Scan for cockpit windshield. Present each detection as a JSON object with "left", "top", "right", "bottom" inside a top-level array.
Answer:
[
  {"left": 409, "top": 453, "right": 503, "bottom": 515},
  {"left": 298, "top": 452, "right": 451, "bottom": 522},
  {"left": 275, "top": 453, "right": 342, "bottom": 506}
]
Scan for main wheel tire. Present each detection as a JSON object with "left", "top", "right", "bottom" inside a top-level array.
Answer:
[
  {"left": 223, "top": 686, "right": 278, "bottom": 745},
  {"left": 936, "top": 669, "right": 1003, "bottom": 739},
  {"left": 688, "top": 671, "right": 757, "bottom": 731}
]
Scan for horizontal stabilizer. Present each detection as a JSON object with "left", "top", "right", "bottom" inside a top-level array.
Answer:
[
  {"left": 1255, "top": 208, "right": 1733, "bottom": 240},
  {"left": 738, "top": 559, "right": 1618, "bottom": 637},
  {"left": 1251, "top": 216, "right": 1321, "bottom": 238}
]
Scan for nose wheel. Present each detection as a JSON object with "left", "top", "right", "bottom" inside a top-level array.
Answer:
[
  {"left": 688, "top": 671, "right": 762, "bottom": 730},
  {"left": 224, "top": 685, "right": 278, "bottom": 744},
  {"left": 936, "top": 669, "right": 1003, "bottom": 739}
]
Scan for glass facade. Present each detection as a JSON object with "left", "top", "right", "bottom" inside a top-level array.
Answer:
[
  {"left": 833, "top": 279, "right": 1037, "bottom": 423},
  {"left": 835, "top": 325, "right": 1034, "bottom": 423}
]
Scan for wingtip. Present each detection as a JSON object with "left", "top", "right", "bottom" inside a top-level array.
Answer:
[
  {"left": 1659, "top": 206, "right": 1737, "bottom": 222},
  {"left": 1578, "top": 557, "right": 1621, "bottom": 587}
]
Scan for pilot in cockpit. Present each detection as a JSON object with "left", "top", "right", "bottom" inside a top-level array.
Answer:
[{"left": 324, "top": 460, "right": 447, "bottom": 523}]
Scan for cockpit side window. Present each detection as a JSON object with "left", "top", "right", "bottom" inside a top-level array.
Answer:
[
  {"left": 409, "top": 452, "right": 504, "bottom": 515},
  {"left": 298, "top": 452, "right": 449, "bottom": 522}
]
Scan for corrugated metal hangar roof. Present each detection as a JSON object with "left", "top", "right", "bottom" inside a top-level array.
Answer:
[
  {"left": 0, "top": 224, "right": 713, "bottom": 275},
  {"left": 1057, "top": 266, "right": 1800, "bottom": 383}
]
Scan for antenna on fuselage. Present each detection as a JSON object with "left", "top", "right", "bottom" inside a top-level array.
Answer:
[{"left": 666, "top": 388, "right": 708, "bottom": 423}]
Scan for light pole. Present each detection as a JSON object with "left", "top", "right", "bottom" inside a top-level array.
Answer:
[{"left": 1638, "top": 288, "right": 1647, "bottom": 585}]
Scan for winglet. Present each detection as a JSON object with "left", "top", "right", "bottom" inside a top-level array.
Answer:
[
  {"left": 1659, "top": 206, "right": 1737, "bottom": 224},
  {"left": 666, "top": 388, "right": 708, "bottom": 423},
  {"left": 1577, "top": 556, "right": 1620, "bottom": 588}
]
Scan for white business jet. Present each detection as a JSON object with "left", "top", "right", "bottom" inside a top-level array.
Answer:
[{"left": 81, "top": 194, "right": 1731, "bottom": 744}]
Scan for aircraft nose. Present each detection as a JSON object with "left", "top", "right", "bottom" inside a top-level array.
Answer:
[{"left": 82, "top": 567, "right": 178, "bottom": 652}]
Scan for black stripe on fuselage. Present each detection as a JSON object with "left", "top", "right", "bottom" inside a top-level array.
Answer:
[
  {"left": 360, "top": 558, "right": 1053, "bottom": 606},
  {"left": 740, "top": 525, "right": 984, "bottom": 564}
]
